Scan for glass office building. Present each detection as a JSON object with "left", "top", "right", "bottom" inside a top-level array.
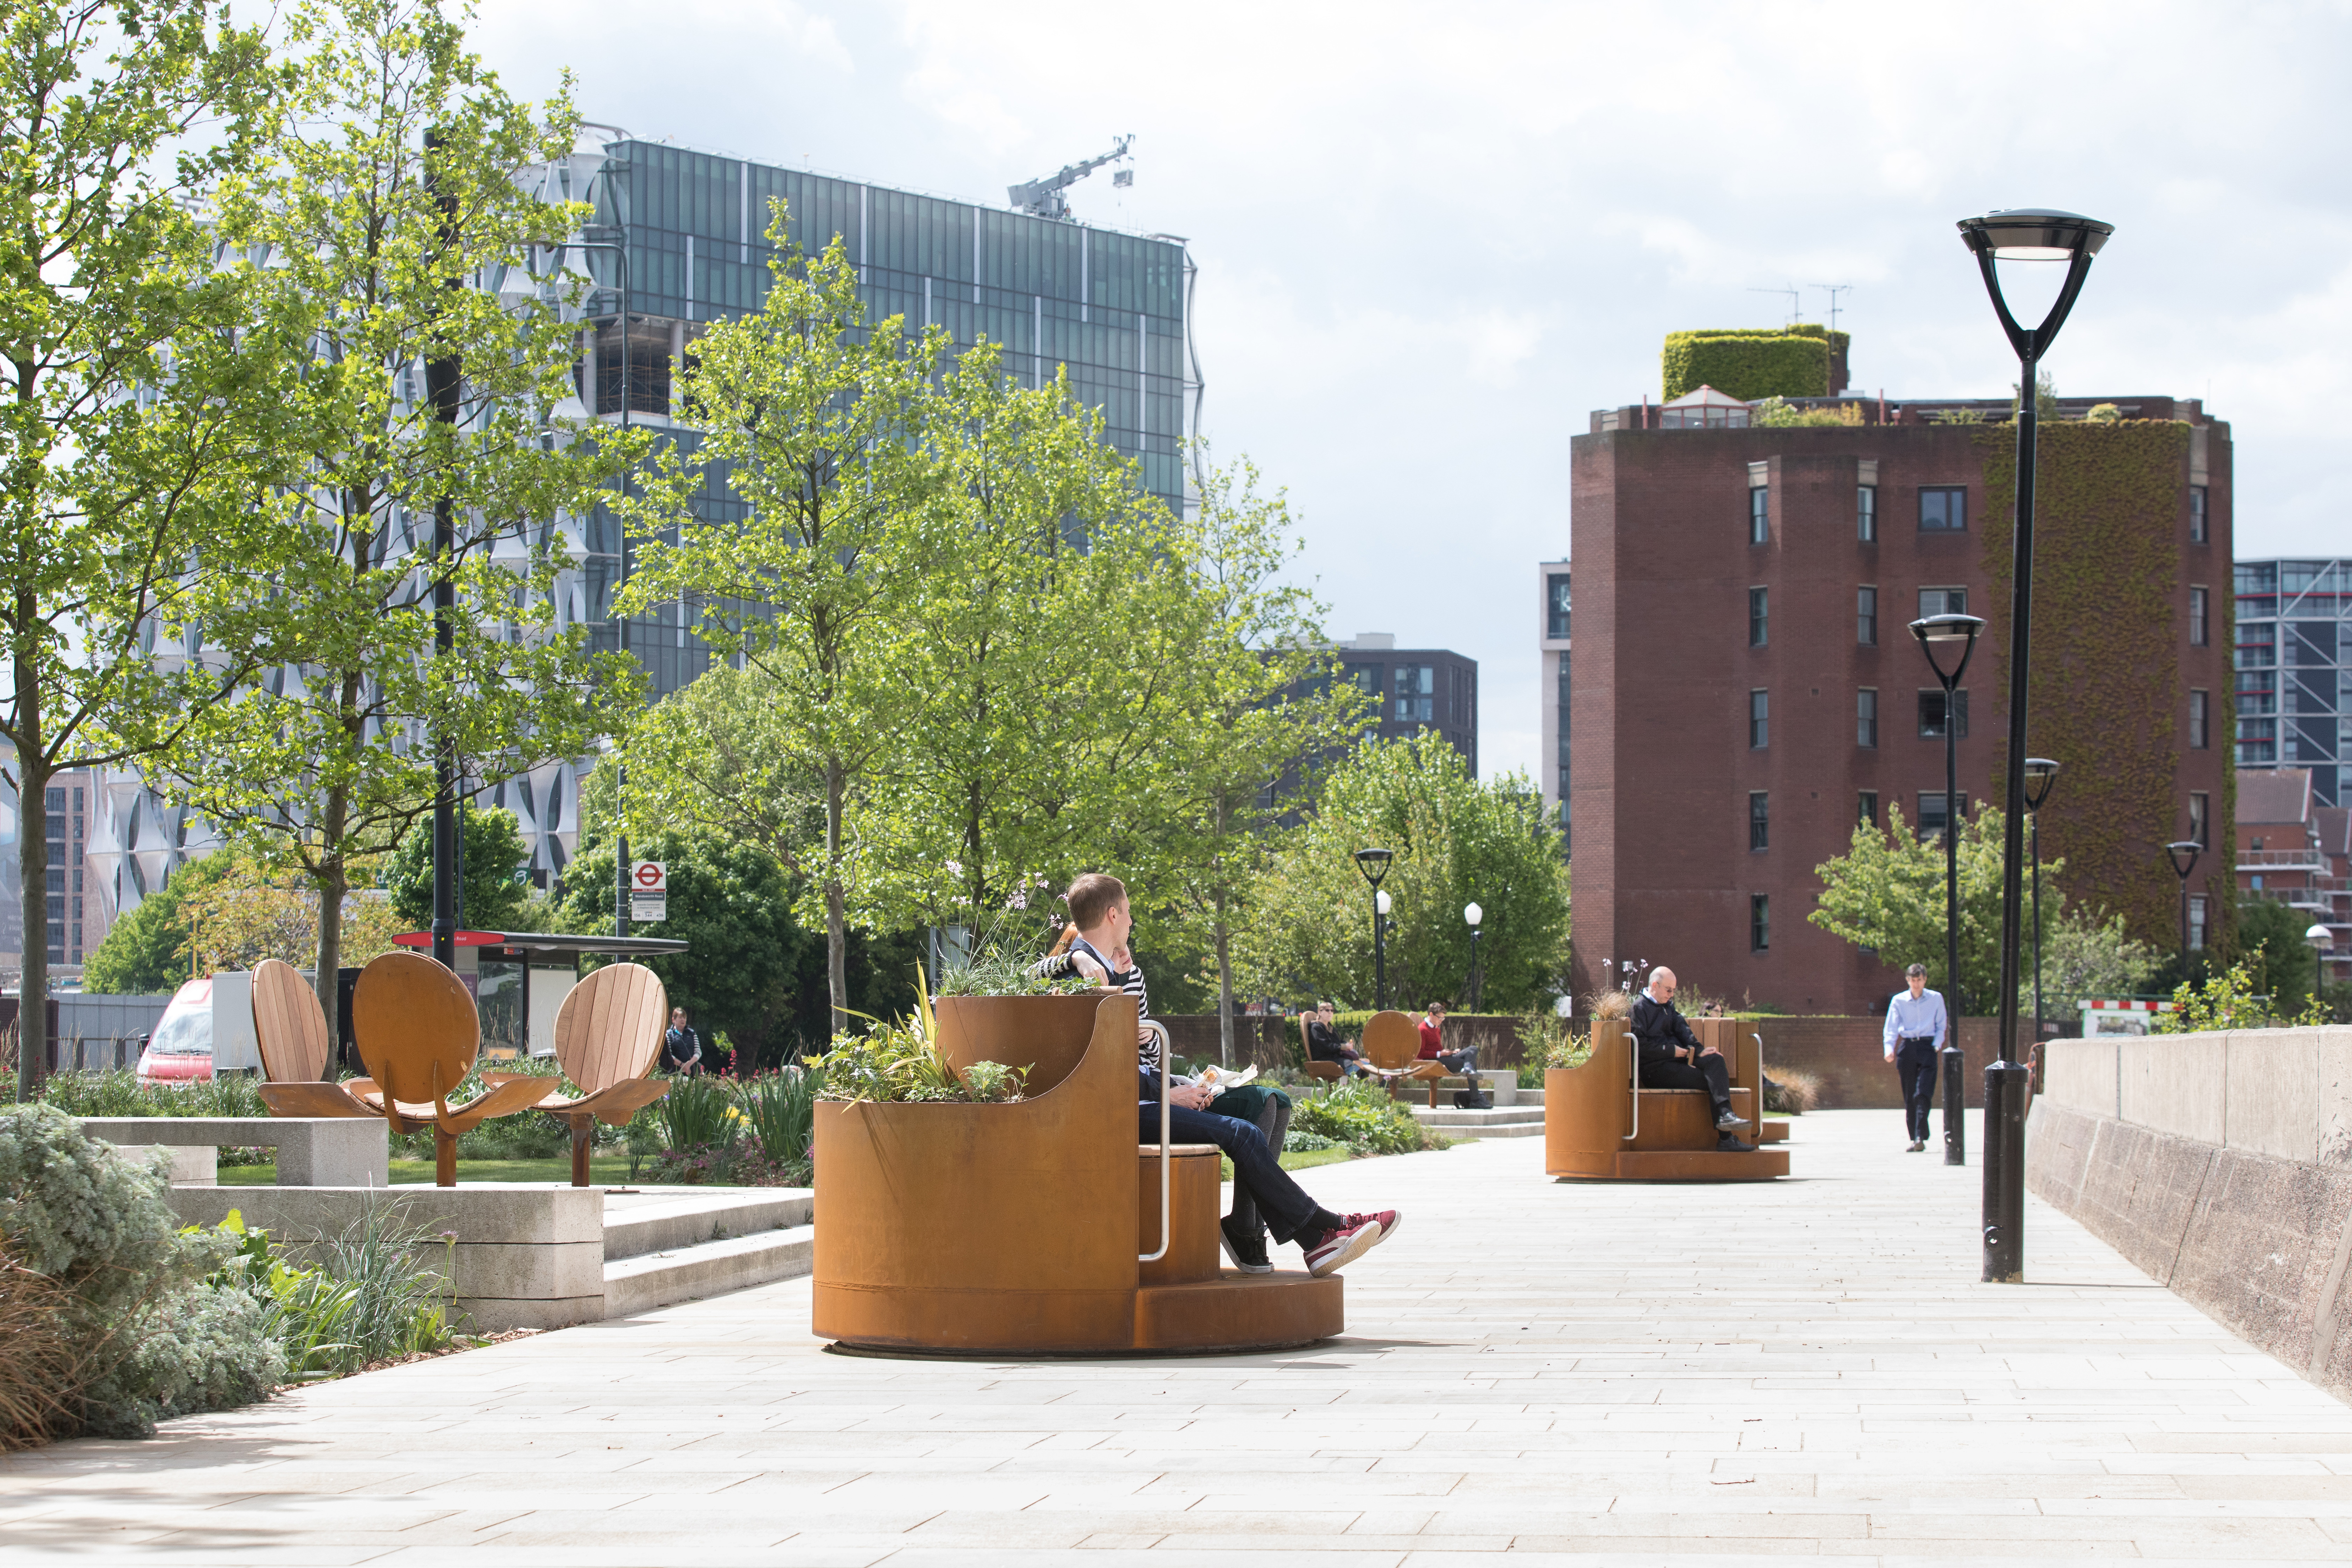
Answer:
[
  {"left": 561, "top": 139, "right": 1200, "bottom": 700},
  {"left": 2236, "top": 558, "right": 2350, "bottom": 804}
]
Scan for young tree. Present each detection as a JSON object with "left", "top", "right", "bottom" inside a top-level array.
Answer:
[
  {"left": 379, "top": 805, "right": 532, "bottom": 931},
  {"left": 619, "top": 214, "right": 942, "bottom": 1030},
  {"left": 620, "top": 661, "right": 822, "bottom": 884},
  {"left": 155, "top": 0, "right": 639, "bottom": 1028},
  {"left": 0, "top": 1, "right": 280, "bottom": 1097}
]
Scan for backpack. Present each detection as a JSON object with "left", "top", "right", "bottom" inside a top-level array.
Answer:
[{"left": 1453, "top": 1087, "right": 1492, "bottom": 1110}]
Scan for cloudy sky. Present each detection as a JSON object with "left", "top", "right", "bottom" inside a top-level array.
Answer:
[{"left": 479, "top": 0, "right": 2352, "bottom": 782}]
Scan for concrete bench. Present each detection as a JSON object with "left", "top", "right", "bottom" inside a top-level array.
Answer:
[{"left": 80, "top": 1116, "right": 389, "bottom": 1188}]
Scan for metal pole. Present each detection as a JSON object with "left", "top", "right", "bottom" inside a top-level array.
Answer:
[
  {"left": 1373, "top": 901, "right": 1386, "bottom": 1010},
  {"left": 1982, "top": 348, "right": 2040, "bottom": 1283},
  {"left": 2031, "top": 811, "right": 2044, "bottom": 1052},
  {"left": 425, "top": 129, "right": 459, "bottom": 973},
  {"left": 1941, "top": 670, "right": 1965, "bottom": 1168},
  {"left": 568, "top": 221, "right": 633, "bottom": 941},
  {"left": 1470, "top": 929, "right": 1482, "bottom": 1013}
]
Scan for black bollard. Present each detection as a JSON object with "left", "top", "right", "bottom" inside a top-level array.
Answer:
[
  {"left": 1981, "top": 1060, "right": 2031, "bottom": 1281},
  {"left": 1940, "top": 1045, "right": 1966, "bottom": 1165}
]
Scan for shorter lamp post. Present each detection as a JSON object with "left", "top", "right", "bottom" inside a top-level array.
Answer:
[
  {"left": 1354, "top": 849, "right": 1393, "bottom": 1008},
  {"left": 2166, "top": 840, "right": 2204, "bottom": 985},
  {"left": 1910, "top": 611, "right": 1985, "bottom": 1168},
  {"left": 2306, "top": 923, "right": 2334, "bottom": 999},
  {"left": 2024, "top": 758, "right": 2060, "bottom": 1056},
  {"left": 1464, "top": 902, "right": 1484, "bottom": 1012}
]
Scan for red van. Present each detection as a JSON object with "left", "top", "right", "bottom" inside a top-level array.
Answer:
[{"left": 134, "top": 978, "right": 216, "bottom": 1086}]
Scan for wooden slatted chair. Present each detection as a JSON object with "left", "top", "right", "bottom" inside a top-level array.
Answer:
[
  {"left": 350, "top": 951, "right": 550, "bottom": 1186},
  {"left": 486, "top": 962, "right": 672, "bottom": 1187},
  {"left": 1296, "top": 1013, "right": 1342, "bottom": 1083},
  {"left": 1358, "top": 1009, "right": 1446, "bottom": 1106},
  {"left": 252, "top": 957, "right": 389, "bottom": 1120}
]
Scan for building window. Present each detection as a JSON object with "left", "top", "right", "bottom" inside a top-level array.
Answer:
[
  {"left": 1859, "top": 485, "right": 1878, "bottom": 542},
  {"left": 2189, "top": 689, "right": 2209, "bottom": 749},
  {"left": 1858, "top": 586, "right": 1878, "bottom": 645},
  {"left": 1857, "top": 688, "right": 1878, "bottom": 748},
  {"left": 1918, "top": 790, "right": 1966, "bottom": 843},
  {"left": 1749, "top": 486, "right": 1769, "bottom": 545},
  {"left": 1918, "top": 688, "right": 1968, "bottom": 739},
  {"left": 2189, "top": 587, "right": 2208, "bottom": 647},
  {"left": 2190, "top": 485, "right": 2207, "bottom": 543},
  {"left": 1546, "top": 572, "right": 1570, "bottom": 639},
  {"left": 1748, "top": 587, "right": 1768, "bottom": 647},
  {"left": 1750, "top": 791, "right": 1769, "bottom": 851},
  {"left": 1919, "top": 587, "right": 1968, "bottom": 619},
  {"left": 1859, "top": 791, "right": 1879, "bottom": 828},
  {"left": 2189, "top": 791, "right": 2208, "bottom": 848},
  {"left": 1749, "top": 689, "right": 1769, "bottom": 749},
  {"left": 1751, "top": 894, "right": 1770, "bottom": 952},
  {"left": 2189, "top": 894, "right": 2208, "bottom": 952},
  {"left": 1393, "top": 664, "right": 1434, "bottom": 722},
  {"left": 1919, "top": 487, "right": 1967, "bottom": 532}
]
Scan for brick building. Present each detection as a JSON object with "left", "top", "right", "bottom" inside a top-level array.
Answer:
[
  {"left": 1568, "top": 391, "right": 2234, "bottom": 1014},
  {"left": 2236, "top": 766, "right": 2350, "bottom": 987}
]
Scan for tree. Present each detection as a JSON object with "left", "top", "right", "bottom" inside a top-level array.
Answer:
[
  {"left": 2231, "top": 896, "right": 2321, "bottom": 1018},
  {"left": 0, "top": 1, "right": 279, "bottom": 1096},
  {"left": 1811, "top": 803, "right": 2057, "bottom": 1012},
  {"left": 79, "top": 853, "right": 240, "bottom": 994},
  {"left": 619, "top": 211, "right": 941, "bottom": 1031},
  {"left": 1232, "top": 733, "right": 1571, "bottom": 1012},
  {"left": 184, "top": 861, "right": 404, "bottom": 974},
  {"left": 2025, "top": 907, "right": 2156, "bottom": 1029},
  {"left": 154, "top": 0, "right": 639, "bottom": 1029},
  {"left": 620, "top": 662, "right": 820, "bottom": 883},
  {"left": 379, "top": 806, "right": 532, "bottom": 931}
]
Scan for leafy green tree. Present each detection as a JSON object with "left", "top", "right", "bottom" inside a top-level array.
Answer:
[
  {"left": 2231, "top": 896, "right": 2321, "bottom": 1018},
  {"left": 2025, "top": 907, "right": 2156, "bottom": 1028},
  {"left": 379, "top": 806, "right": 532, "bottom": 931},
  {"left": 619, "top": 211, "right": 941, "bottom": 1030},
  {"left": 0, "top": 1, "right": 281, "bottom": 1095},
  {"left": 78, "top": 855, "right": 241, "bottom": 995},
  {"left": 153, "top": 0, "right": 639, "bottom": 1028},
  {"left": 1232, "top": 733, "right": 1570, "bottom": 1012},
  {"left": 620, "top": 662, "right": 821, "bottom": 891}
]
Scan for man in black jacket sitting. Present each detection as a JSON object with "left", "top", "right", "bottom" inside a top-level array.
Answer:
[{"left": 1630, "top": 967, "right": 1754, "bottom": 1152}]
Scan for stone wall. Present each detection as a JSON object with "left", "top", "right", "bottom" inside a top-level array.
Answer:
[{"left": 2028, "top": 1029, "right": 2352, "bottom": 1401}]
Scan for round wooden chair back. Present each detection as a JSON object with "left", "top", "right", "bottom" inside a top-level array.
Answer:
[
  {"left": 1358, "top": 1010, "right": 1423, "bottom": 1071},
  {"left": 351, "top": 951, "right": 479, "bottom": 1105},
  {"left": 251, "top": 957, "right": 332, "bottom": 1082},
  {"left": 552, "top": 962, "right": 668, "bottom": 1095}
]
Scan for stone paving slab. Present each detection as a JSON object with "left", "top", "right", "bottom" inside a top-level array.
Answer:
[{"left": 6, "top": 1109, "right": 2352, "bottom": 1563}]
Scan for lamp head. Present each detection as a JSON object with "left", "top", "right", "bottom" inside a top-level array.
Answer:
[
  {"left": 1957, "top": 208, "right": 2114, "bottom": 262},
  {"left": 2165, "top": 839, "right": 2203, "bottom": 880},
  {"left": 2023, "top": 757, "right": 2060, "bottom": 812},
  {"left": 1353, "top": 847, "right": 1393, "bottom": 889},
  {"left": 1375, "top": 889, "right": 1392, "bottom": 916},
  {"left": 2306, "top": 923, "right": 2335, "bottom": 952},
  {"left": 1464, "top": 902, "right": 1483, "bottom": 928},
  {"left": 1908, "top": 612, "right": 1987, "bottom": 682}
]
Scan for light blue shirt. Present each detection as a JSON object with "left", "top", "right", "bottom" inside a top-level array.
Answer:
[{"left": 1884, "top": 987, "right": 1948, "bottom": 1052}]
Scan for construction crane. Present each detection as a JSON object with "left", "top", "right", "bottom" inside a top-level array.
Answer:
[{"left": 1007, "top": 136, "right": 1133, "bottom": 221}]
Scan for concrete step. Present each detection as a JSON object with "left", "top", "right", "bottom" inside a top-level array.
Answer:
[
  {"left": 1409, "top": 1104, "right": 1545, "bottom": 1139},
  {"left": 601, "top": 1186, "right": 812, "bottom": 1262},
  {"left": 603, "top": 1222, "right": 813, "bottom": 1319}
]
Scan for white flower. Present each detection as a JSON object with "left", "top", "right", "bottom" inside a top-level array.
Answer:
[
  {"left": 944, "top": 859, "right": 964, "bottom": 878},
  {"left": 1006, "top": 891, "right": 1028, "bottom": 910}
]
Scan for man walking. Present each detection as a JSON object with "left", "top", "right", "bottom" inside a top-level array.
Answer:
[
  {"left": 1631, "top": 967, "right": 1753, "bottom": 1152},
  {"left": 1883, "top": 963, "right": 1948, "bottom": 1153}
]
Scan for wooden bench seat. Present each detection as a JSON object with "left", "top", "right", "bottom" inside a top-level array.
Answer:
[{"left": 1544, "top": 1017, "right": 1789, "bottom": 1181}]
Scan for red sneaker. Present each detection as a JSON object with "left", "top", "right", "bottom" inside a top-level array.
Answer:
[
  {"left": 1301, "top": 1215, "right": 1387, "bottom": 1277},
  {"left": 1341, "top": 1210, "right": 1400, "bottom": 1245}
]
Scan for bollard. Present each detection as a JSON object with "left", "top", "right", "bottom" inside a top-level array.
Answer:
[
  {"left": 1980, "top": 1061, "right": 2031, "bottom": 1282},
  {"left": 1940, "top": 1045, "right": 1966, "bottom": 1165}
]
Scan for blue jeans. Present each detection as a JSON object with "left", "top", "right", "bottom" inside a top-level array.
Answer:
[{"left": 1139, "top": 1103, "right": 1336, "bottom": 1245}]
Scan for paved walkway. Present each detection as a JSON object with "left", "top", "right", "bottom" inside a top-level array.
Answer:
[{"left": 7, "top": 1110, "right": 2352, "bottom": 1564}]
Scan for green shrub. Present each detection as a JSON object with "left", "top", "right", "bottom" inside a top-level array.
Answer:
[
  {"left": 658, "top": 1072, "right": 744, "bottom": 1149},
  {"left": 1281, "top": 1129, "right": 1343, "bottom": 1153},
  {"left": 39, "top": 1069, "right": 270, "bottom": 1119},
  {"left": 733, "top": 1066, "right": 821, "bottom": 1176},
  {"left": 1661, "top": 329, "right": 1833, "bottom": 401},
  {"left": 1292, "top": 1079, "right": 1426, "bottom": 1156}
]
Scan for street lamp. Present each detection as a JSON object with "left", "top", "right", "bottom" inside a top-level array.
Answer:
[
  {"left": 1909, "top": 610, "right": 1984, "bottom": 1169},
  {"left": 1464, "top": 902, "right": 1484, "bottom": 1012},
  {"left": 2166, "top": 840, "right": 2203, "bottom": 983},
  {"left": 1957, "top": 205, "right": 2112, "bottom": 1285},
  {"left": 1355, "top": 849, "right": 1393, "bottom": 1008},
  {"left": 2024, "top": 758, "right": 2060, "bottom": 1057}
]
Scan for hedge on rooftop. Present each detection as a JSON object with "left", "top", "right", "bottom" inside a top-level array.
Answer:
[{"left": 1660, "top": 326, "right": 1847, "bottom": 401}]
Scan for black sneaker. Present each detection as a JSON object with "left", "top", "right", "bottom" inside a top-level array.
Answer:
[
  {"left": 1219, "top": 1213, "right": 1272, "bottom": 1274},
  {"left": 1716, "top": 1132, "right": 1756, "bottom": 1152}
]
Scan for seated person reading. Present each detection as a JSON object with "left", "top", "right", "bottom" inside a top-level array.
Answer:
[
  {"left": 1037, "top": 873, "right": 1398, "bottom": 1278},
  {"left": 1303, "top": 1002, "right": 1373, "bottom": 1078},
  {"left": 1630, "top": 966, "right": 1754, "bottom": 1152},
  {"left": 1416, "top": 1001, "right": 1483, "bottom": 1091}
]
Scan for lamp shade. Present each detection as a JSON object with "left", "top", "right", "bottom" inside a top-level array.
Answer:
[
  {"left": 1353, "top": 847, "right": 1393, "bottom": 888},
  {"left": 1909, "top": 612, "right": 1986, "bottom": 648},
  {"left": 1375, "top": 889, "right": 1392, "bottom": 916},
  {"left": 2306, "top": 923, "right": 2335, "bottom": 952},
  {"left": 1464, "top": 902, "right": 1483, "bottom": 928},
  {"left": 1957, "top": 209, "right": 2115, "bottom": 262},
  {"left": 2023, "top": 757, "right": 2061, "bottom": 812},
  {"left": 2165, "top": 840, "right": 2203, "bottom": 879}
]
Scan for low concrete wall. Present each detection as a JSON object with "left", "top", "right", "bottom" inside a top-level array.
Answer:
[
  {"left": 79, "top": 1116, "right": 388, "bottom": 1187},
  {"left": 1749, "top": 1015, "right": 2002, "bottom": 1109},
  {"left": 2028, "top": 1029, "right": 2352, "bottom": 1401}
]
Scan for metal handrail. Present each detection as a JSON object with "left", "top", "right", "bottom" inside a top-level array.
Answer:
[
  {"left": 1621, "top": 1029, "right": 1641, "bottom": 1142},
  {"left": 1137, "top": 1017, "right": 1172, "bottom": 1264}
]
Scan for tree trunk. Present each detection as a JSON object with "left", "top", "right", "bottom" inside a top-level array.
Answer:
[
  {"left": 823, "top": 755, "right": 847, "bottom": 1034},
  {"left": 312, "top": 855, "right": 347, "bottom": 1080},
  {"left": 13, "top": 716, "right": 47, "bottom": 1102},
  {"left": 1214, "top": 889, "right": 1233, "bottom": 1071}
]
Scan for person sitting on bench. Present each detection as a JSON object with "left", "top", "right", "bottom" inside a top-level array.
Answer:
[
  {"left": 1038, "top": 873, "right": 1398, "bottom": 1278},
  {"left": 1630, "top": 966, "right": 1754, "bottom": 1152},
  {"left": 1416, "top": 1001, "right": 1486, "bottom": 1102},
  {"left": 1303, "top": 1001, "right": 1373, "bottom": 1078}
]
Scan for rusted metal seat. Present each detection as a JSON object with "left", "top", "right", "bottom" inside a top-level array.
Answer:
[{"left": 1544, "top": 1017, "right": 1788, "bottom": 1181}]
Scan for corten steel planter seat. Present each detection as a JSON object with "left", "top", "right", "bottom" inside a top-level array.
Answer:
[
  {"left": 480, "top": 962, "right": 671, "bottom": 1186},
  {"left": 1545, "top": 1017, "right": 1790, "bottom": 1181},
  {"left": 813, "top": 991, "right": 1342, "bottom": 1356},
  {"left": 1358, "top": 1009, "right": 1448, "bottom": 1107}
]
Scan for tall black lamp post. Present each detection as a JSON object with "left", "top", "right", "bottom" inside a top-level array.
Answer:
[
  {"left": 1464, "top": 902, "right": 1484, "bottom": 1012},
  {"left": 1355, "top": 848, "right": 1393, "bottom": 1009},
  {"left": 1957, "top": 206, "right": 2114, "bottom": 1284},
  {"left": 1908, "top": 610, "right": 1984, "bottom": 1169},
  {"left": 2024, "top": 758, "right": 2060, "bottom": 1054},
  {"left": 2166, "top": 839, "right": 2203, "bottom": 981}
]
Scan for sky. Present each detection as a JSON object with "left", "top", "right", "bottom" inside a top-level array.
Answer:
[{"left": 478, "top": 0, "right": 2352, "bottom": 784}]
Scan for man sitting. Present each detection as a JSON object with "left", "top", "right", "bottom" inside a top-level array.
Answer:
[
  {"left": 1630, "top": 966, "right": 1754, "bottom": 1152},
  {"left": 1302, "top": 1001, "right": 1373, "bottom": 1078},
  {"left": 1041, "top": 873, "right": 1398, "bottom": 1278},
  {"left": 1416, "top": 1001, "right": 1486, "bottom": 1102}
]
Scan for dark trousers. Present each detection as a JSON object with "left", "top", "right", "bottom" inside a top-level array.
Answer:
[
  {"left": 1639, "top": 1051, "right": 1733, "bottom": 1120},
  {"left": 1895, "top": 1038, "right": 1938, "bottom": 1142},
  {"left": 1229, "top": 1094, "right": 1294, "bottom": 1239},
  {"left": 1430, "top": 1047, "right": 1480, "bottom": 1085},
  {"left": 1141, "top": 1103, "right": 1335, "bottom": 1245}
]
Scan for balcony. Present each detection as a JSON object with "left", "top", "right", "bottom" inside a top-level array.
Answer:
[{"left": 2240, "top": 846, "right": 2329, "bottom": 872}]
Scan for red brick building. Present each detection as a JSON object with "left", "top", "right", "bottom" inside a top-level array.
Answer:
[{"left": 1568, "top": 392, "right": 2234, "bottom": 1014}]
